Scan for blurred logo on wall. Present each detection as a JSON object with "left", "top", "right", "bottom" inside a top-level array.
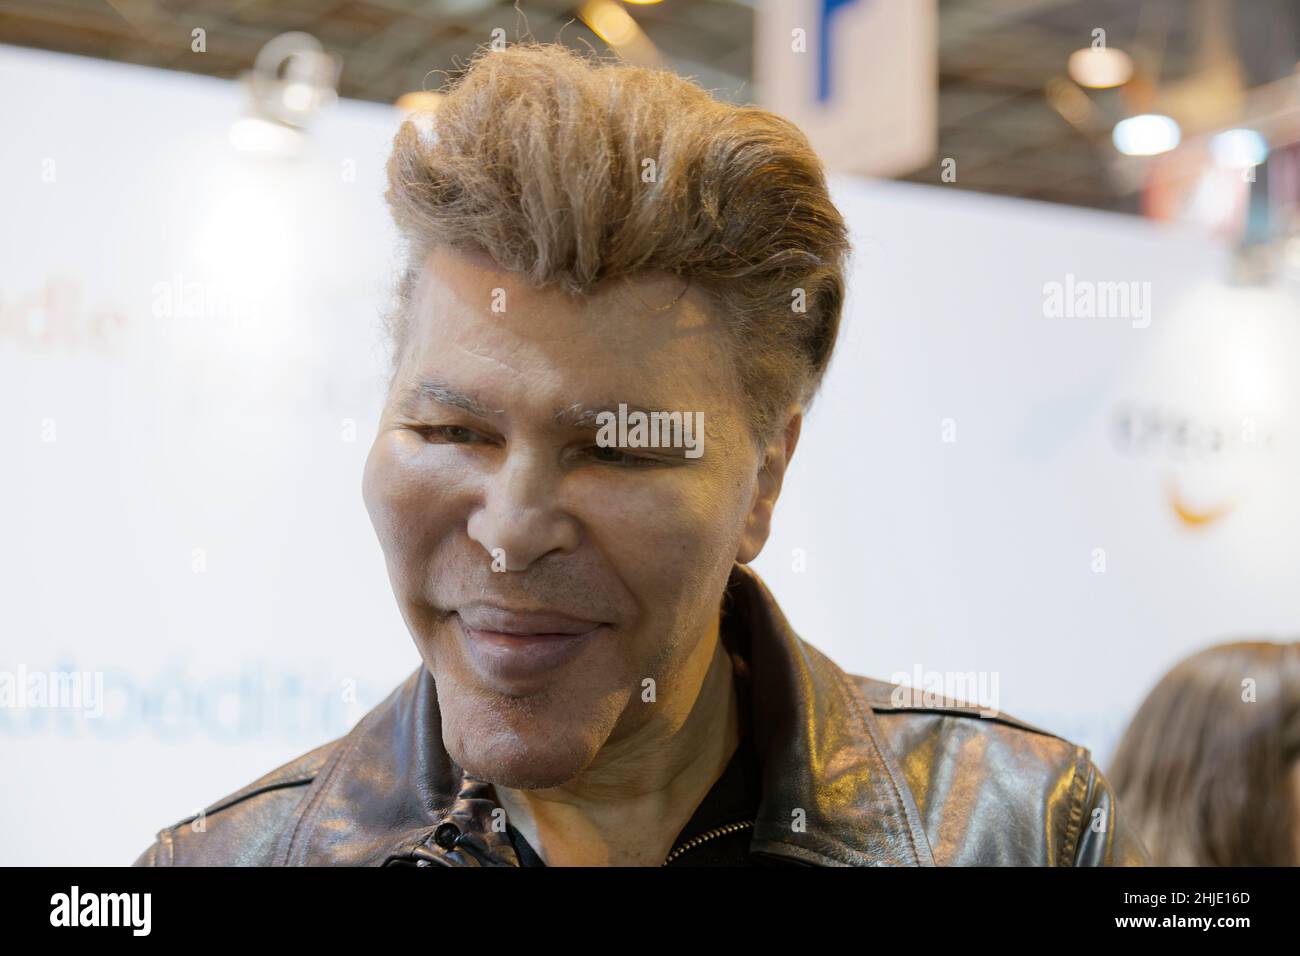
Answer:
[
  {"left": 0, "top": 656, "right": 394, "bottom": 743},
  {"left": 1111, "top": 401, "right": 1278, "bottom": 531}
]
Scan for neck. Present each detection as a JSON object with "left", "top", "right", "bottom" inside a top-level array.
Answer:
[{"left": 493, "top": 613, "right": 740, "bottom": 866}]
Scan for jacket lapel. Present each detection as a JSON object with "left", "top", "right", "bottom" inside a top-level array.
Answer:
[
  {"left": 729, "top": 565, "right": 935, "bottom": 866},
  {"left": 274, "top": 664, "right": 518, "bottom": 865},
  {"left": 278, "top": 564, "right": 934, "bottom": 866}
]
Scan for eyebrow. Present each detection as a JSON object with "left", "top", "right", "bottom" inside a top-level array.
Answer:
[
  {"left": 398, "top": 382, "right": 679, "bottom": 432},
  {"left": 554, "top": 402, "right": 670, "bottom": 430},
  {"left": 396, "top": 381, "right": 504, "bottom": 419}
]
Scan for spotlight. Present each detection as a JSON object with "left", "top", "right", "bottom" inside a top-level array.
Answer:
[
  {"left": 1067, "top": 47, "right": 1134, "bottom": 89},
  {"left": 1113, "top": 114, "right": 1181, "bottom": 156},
  {"left": 1211, "top": 129, "right": 1268, "bottom": 169}
]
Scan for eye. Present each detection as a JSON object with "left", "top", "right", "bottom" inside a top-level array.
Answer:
[
  {"left": 589, "top": 445, "right": 660, "bottom": 467},
  {"left": 420, "top": 425, "right": 483, "bottom": 444}
]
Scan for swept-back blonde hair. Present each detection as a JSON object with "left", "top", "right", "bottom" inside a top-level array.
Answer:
[{"left": 383, "top": 43, "right": 850, "bottom": 444}]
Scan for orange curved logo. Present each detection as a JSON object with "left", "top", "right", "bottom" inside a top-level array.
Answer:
[{"left": 1166, "top": 477, "right": 1233, "bottom": 528}]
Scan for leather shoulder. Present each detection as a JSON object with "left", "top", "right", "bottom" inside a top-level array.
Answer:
[
  {"left": 132, "top": 741, "right": 338, "bottom": 866},
  {"left": 851, "top": 674, "right": 1150, "bottom": 866},
  {"left": 854, "top": 673, "right": 1057, "bottom": 734}
]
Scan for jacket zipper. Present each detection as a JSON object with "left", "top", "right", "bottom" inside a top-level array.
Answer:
[{"left": 662, "top": 820, "right": 754, "bottom": 865}]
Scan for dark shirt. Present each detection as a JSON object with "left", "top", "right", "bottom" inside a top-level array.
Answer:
[{"left": 507, "top": 611, "right": 763, "bottom": 866}]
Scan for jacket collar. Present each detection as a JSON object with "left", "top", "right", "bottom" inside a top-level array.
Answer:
[{"left": 276, "top": 565, "right": 935, "bottom": 866}]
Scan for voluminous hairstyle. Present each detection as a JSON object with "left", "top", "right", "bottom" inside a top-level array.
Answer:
[
  {"left": 1108, "top": 640, "right": 1300, "bottom": 865},
  {"left": 383, "top": 42, "right": 850, "bottom": 444}
]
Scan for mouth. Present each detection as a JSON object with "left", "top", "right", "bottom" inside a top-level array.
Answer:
[{"left": 454, "top": 604, "right": 608, "bottom": 687}]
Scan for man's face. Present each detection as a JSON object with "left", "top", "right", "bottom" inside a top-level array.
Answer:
[{"left": 362, "top": 246, "right": 778, "bottom": 789}]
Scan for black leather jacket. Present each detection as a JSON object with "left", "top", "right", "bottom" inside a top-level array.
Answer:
[{"left": 133, "top": 565, "right": 1149, "bottom": 866}]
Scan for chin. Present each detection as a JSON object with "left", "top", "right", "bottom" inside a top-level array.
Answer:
[
  {"left": 455, "top": 746, "right": 588, "bottom": 790},
  {"left": 446, "top": 722, "right": 596, "bottom": 790},
  {"left": 440, "top": 685, "right": 619, "bottom": 790}
]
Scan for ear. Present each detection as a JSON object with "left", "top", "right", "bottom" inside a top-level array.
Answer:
[{"left": 736, "top": 408, "right": 802, "bottom": 565}]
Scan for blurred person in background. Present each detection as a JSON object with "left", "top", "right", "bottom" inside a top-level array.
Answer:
[{"left": 1110, "top": 641, "right": 1300, "bottom": 866}]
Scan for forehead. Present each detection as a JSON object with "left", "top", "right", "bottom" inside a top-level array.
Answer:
[{"left": 397, "top": 246, "right": 740, "bottom": 414}]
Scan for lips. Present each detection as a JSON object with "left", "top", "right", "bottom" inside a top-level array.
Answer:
[
  {"left": 455, "top": 604, "right": 606, "bottom": 687},
  {"left": 457, "top": 604, "right": 603, "bottom": 636}
]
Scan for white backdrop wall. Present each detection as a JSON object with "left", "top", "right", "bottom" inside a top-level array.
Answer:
[{"left": 3, "top": 45, "right": 1298, "bottom": 865}]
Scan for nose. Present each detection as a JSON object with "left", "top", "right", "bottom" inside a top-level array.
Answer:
[{"left": 466, "top": 445, "right": 580, "bottom": 571}]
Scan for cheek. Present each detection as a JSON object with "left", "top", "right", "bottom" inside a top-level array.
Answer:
[
  {"left": 579, "top": 465, "right": 751, "bottom": 610},
  {"left": 363, "top": 431, "right": 467, "bottom": 564}
]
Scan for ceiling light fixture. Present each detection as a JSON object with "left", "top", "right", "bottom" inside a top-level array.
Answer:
[{"left": 1113, "top": 113, "right": 1181, "bottom": 156}]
